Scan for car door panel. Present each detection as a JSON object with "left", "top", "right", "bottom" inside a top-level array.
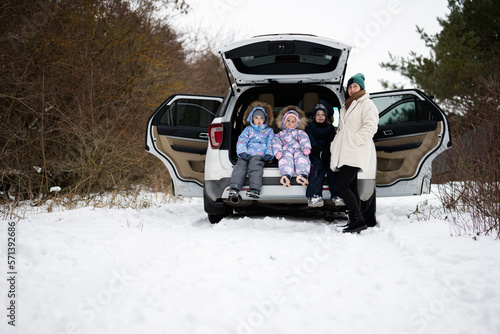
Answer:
[
  {"left": 153, "top": 127, "right": 207, "bottom": 182},
  {"left": 376, "top": 122, "right": 442, "bottom": 185}
]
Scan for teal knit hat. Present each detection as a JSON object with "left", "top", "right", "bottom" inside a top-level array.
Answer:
[{"left": 347, "top": 73, "right": 365, "bottom": 90}]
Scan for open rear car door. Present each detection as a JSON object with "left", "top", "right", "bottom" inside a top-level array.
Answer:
[
  {"left": 145, "top": 94, "right": 222, "bottom": 197},
  {"left": 371, "top": 89, "right": 451, "bottom": 196}
]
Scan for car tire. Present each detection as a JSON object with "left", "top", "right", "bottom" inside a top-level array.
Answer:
[
  {"left": 208, "top": 213, "right": 225, "bottom": 224},
  {"left": 204, "top": 188, "right": 232, "bottom": 224},
  {"left": 361, "top": 193, "right": 377, "bottom": 227}
]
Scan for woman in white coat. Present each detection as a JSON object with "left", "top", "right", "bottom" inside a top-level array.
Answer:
[{"left": 330, "top": 73, "right": 379, "bottom": 233}]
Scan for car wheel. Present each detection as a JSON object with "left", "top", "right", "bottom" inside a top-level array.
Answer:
[
  {"left": 361, "top": 194, "right": 377, "bottom": 227},
  {"left": 208, "top": 213, "right": 225, "bottom": 224},
  {"left": 204, "top": 188, "right": 232, "bottom": 224}
]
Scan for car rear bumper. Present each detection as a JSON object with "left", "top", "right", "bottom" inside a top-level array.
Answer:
[{"left": 204, "top": 178, "right": 375, "bottom": 204}]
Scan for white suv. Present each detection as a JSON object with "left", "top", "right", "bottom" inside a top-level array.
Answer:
[{"left": 145, "top": 34, "right": 451, "bottom": 224}]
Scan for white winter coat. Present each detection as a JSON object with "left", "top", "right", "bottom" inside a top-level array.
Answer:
[{"left": 330, "top": 93, "right": 379, "bottom": 172}]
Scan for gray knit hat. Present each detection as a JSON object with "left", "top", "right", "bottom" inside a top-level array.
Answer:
[{"left": 252, "top": 108, "right": 266, "bottom": 122}]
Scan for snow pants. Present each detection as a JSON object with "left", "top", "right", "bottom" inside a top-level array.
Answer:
[
  {"left": 278, "top": 149, "right": 310, "bottom": 177},
  {"left": 229, "top": 156, "right": 266, "bottom": 191},
  {"left": 306, "top": 154, "right": 338, "bottom": 198}
]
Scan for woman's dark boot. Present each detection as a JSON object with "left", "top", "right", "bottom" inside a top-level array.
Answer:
[
  {"left": 341, "top": 211, "right": 353, "bottom": 228},
  {"left": 342, "top": 212, "right": 367, "bottom": 233}
]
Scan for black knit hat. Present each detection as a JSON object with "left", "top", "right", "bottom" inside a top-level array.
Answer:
[{"left": 312, "top": 103, "right": 331, "bottom": 118}]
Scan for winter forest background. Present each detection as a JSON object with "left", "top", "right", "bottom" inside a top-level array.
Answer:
[
  {"left": 1, "top": 1, "right": 500, "bottom": 334},
  {"left": 0, "top": 0, "right": 499, "bottom": 237}
]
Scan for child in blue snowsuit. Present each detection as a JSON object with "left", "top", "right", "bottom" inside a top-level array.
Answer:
[
  {"left": 272, "top": 106, "right": 311, "bottom": 187},
  {"left": 228, "top": 101, "right": 275, "bottom": 202},
  {"left": 305, "top": 103, "right": 342, "bottom": 207}
]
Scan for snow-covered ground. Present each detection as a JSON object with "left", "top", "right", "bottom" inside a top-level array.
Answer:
[{"left": 1, "top": 187, "right": 500, "bottom": 334}]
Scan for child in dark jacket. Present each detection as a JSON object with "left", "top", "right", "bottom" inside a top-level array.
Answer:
[
  {"left": 228, "top": 101, "right": 275, "bottom": 202},
  {"left": 305, "top": 103, "right": 342, "bottom": 207}
]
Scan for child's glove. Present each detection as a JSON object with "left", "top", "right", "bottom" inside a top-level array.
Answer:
[
  {"left": 275, "top": 152, "right": 283, "bottom": 160},
  {"left": 239, "top": 153, "right": 251, "bottom": 161},
  {"left": 303, "top": 148, "right": 311, "bottom": 155},
  {"left": 263, "top": 154, "right": 274, "bottom": 161}
]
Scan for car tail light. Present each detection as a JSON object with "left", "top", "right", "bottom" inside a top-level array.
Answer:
[{"left": 208, "top": 123, "right": 223, "bottom": 149}]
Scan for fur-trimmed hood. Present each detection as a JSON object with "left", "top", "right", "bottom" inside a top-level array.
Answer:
[
  {"left": 242, "top": 101, "right": 274, "bottom": 127},
  {"left": 276, "top": 105, "right": 308, "bottom": 130}
]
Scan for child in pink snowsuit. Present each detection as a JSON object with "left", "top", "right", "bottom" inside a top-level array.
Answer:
[{"left": 272, "top": 106, "right": 312, "bottom": 187}]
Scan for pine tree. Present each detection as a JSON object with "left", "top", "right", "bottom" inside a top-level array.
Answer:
[{"left": 380, "top": 0, "right": 500, "bottom": 109}]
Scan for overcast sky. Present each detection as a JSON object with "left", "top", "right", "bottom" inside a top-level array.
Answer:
[{"left": 170, "top": 0, "right": 450, "bottom": 92}]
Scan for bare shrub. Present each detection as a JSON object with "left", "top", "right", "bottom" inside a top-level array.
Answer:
[
  {"left": 0, "top": 0, "right": 189, "bottom": 207},
  {"left": 434, "top": 62, "right": 500, "bottom": 238}
]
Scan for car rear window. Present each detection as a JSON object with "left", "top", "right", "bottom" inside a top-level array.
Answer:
[{"left": 225, "top": 41, "right": 343, "bottom": 75}]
